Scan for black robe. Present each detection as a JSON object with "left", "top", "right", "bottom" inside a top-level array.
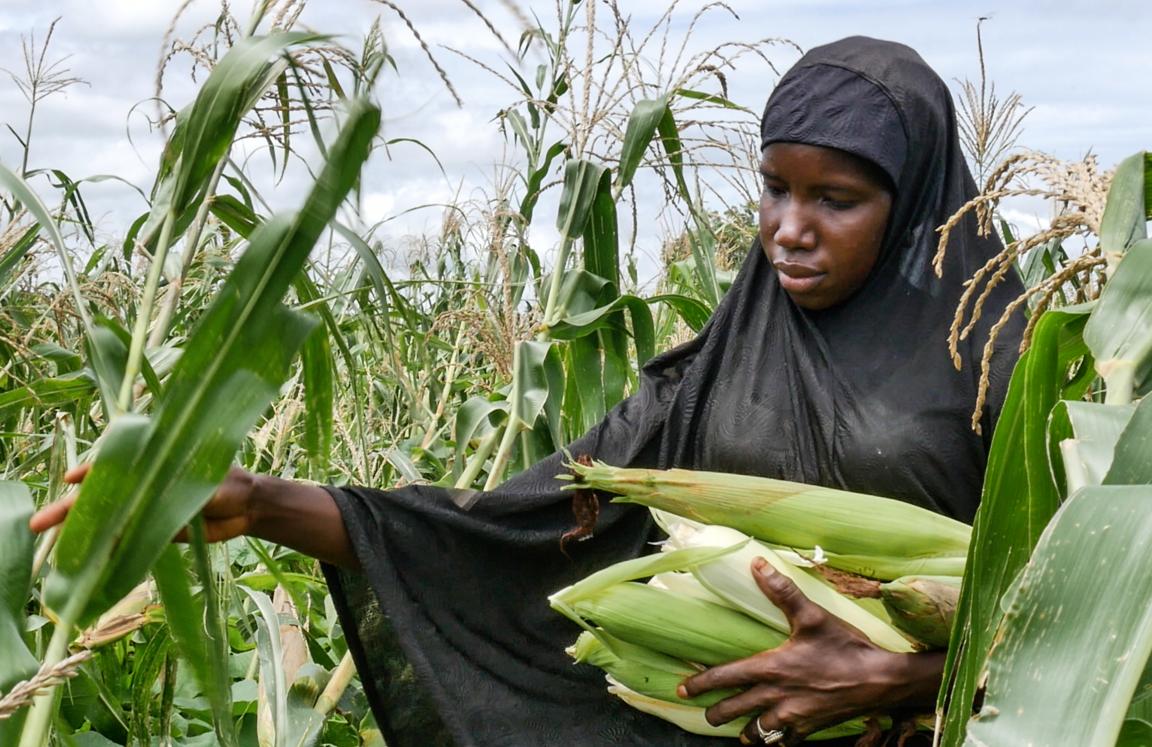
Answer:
[{"left": 322, "top": 36, "right": 1025, "bottom": 746}]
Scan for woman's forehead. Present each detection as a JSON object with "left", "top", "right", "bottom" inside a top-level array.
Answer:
[{"left": 760, "top": 143, "right": 895, "bottom": 192}]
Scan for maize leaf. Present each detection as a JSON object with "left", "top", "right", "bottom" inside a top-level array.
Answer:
[
  {"left": 44, "top": 99, "right": 381, "bottom": 627},
  {"left": 964, "top": 486, "right": 1152, "bottom": 746},
  {"left": 0, "top": 481, "right": 38, "bottom": 743}
]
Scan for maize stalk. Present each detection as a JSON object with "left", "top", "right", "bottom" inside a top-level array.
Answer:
[
  {"left": 879, "top": 575, "right": 961, "bottom": 649},
  {"left": 570, "top": 460, "right": 969, "bottom": 579},
  {"left": 567, "top": 582, "right": 787, "bottom": 666}
]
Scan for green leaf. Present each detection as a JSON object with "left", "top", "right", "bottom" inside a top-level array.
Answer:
[
  {"left": 519, "top": 141, "right": 566, "bottom": 222},
  {"left": 165, "top": 32, "right": 328, "bottom": 217},
  {"left": 85, "top": 320, "right": 128, "bottom": 418},
  {"left": 151, "top": 545, "right": 217, "bottom": 739},
  {"left": 582, "top": 168, "right": 619, "bottom": 289},
  {"left": 551, "top": 295, "right": 656, "bottom": 367},
  {"left": 939, "top": 308, "right": 1092, "bottom": 743},
  {"left": 555, "top": 159, "right": 608, "bottom": 237},
  {"left": 513, "top": 341, "right": 558, "bottom": 429},
  {"left": 656, "top": 106, "right": 690, "bottom": 206},
  {"left": 615, "top": 97, "right": 668, "bottom": 192},
  {"left": 1117, "top": 718, "right": 1152, "bottom": 747},
  {"left": 567, "top": 335, "right": 605, "bottom": 434},
  {"left": 129, "top": 628, "right": 172, "bottom": 745},
  {"left": 672, "top": 88, "right": 752, "bottom": 112},
  {"left": 1049, "top": 400, "right": 1136, "bottom": 490},
  {"left": 0, "top": 224, "right": 39, "bottom": 288},
  {"left": 965, "top": 486, "right": 1152, "bottom": 746},
  {"left": 1098, "top": 151, "right": 1149, "bottom": 256},
  {"left": 1105, "top": 394, "right": 1152, "bottom": 485},
  {"left": 294, "top": 274, "right": 335, "bottom": 479},
  {"left": 0, "top": 481, "right": 37, "bottom": 743},
  {"left": 242, "top": 587, "right": 289, "bottom": 747},
  {"left": 453, "top": 397, "right": 506, "bottom": 479},
  {"left": 1084, "top": 238, "right": 1152, "bottom": 401},
  {"left": 209, "top": 193, "right": 260, "bottom": 237},
  {"left": 647, "top": 293, "right": 711, "bottom": 332},
  {"left": 45, "top": 99, "right": 381, "bottom": 626},
  {"left": 0, "top": 373, "right": 94, "bottom": 420}
]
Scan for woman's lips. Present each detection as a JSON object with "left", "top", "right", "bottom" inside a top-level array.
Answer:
[{"left": 773, "top": 261, "right": 825, "bottom": 295}]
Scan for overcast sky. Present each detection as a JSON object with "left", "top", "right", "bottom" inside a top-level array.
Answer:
[{"left": 0, "top": 0, "right": 1148, "bottom": 280}]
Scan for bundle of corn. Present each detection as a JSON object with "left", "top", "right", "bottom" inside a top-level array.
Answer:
[{"left": 551, "top": 461, "right": 968, "bottom": 738}]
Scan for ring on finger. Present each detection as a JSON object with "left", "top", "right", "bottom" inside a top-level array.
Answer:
[{"left": 755, "top": 717, "right": 787, "bottom": 745}]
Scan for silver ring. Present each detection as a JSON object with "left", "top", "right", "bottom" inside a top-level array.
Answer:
[{"left": 755, "top": 719, "right": 787, "bottom": 745}]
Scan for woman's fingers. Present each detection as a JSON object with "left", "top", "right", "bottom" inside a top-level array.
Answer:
[
  {"left": 30, "top": 463, "right": 93, "bottom": 532},
  {"left": 28, "top": 495, "right": 77, "bottom": 533},
  {"left": 680, "top": 654, "right": 779, "bottom": 698},
  {"left": 701, "top": 683, "right": 781, "bottom": 726},
  {"left": 63, "top": 463, "right": 91, "bottom": 484},
  {"left": 751, "top": 558, "right": 829, "bottom": 632}
]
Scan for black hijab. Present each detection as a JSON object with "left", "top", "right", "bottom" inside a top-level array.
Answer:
[{"left": 322, "top": 36, "right": 1024, "bottom": 746}]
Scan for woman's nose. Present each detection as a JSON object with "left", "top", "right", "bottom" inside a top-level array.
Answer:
[{"left": 773, "top": 202, "right": 816, "bottom": 251}]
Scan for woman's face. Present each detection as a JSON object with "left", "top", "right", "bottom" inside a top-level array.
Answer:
[{"left": 758, "top": 142, "right": 894, "bottom": 310}]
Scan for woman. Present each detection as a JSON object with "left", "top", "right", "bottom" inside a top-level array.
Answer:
[{"left": 34, "top": 36, "right": 1023, "bottom": 746}]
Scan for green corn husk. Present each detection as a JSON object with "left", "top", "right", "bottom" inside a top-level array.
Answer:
[
  {"left": 568, "top": 631, "right": 738, "bottom": 708},
  {"left": 569, "top": 582, "right": 787, "bottom": 666},
  {"left": 648, "top": 571, "right": 736, "bottom": 607},
  {"left": 606, "top": 680, "right": 750, "bottom": 738},
  {"left": 808, "top": 550, "right": 967, "bottom": 580},
  {"left": 662, "top": 521, "right": 915, "bottom": 653},
  {"left": 606, "top": 678, "right": 879, "bottom": 741},
  {"left": 879, "top": 575, "right": 961, "bottom": 649},
  {"left": 570, "top": 460, "right": 970, "bottom": 578}
]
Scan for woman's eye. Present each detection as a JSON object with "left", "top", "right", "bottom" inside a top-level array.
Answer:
[
  {"left": 822, "top": 197, "right": 856, "bottom": 211},
  {"left": 763, "top": 184, "right": 786, "bottom": 198}
]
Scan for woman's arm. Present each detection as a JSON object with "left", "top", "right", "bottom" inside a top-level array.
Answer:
[
  {"left": 678, "top": 558, "right": 942, "bottom": 744},
  {"left": 246, "top": 472, "right": 359, "bottom": 570},
  {"left": 30, "top": 465, "right": 361, "bottom": 572}
]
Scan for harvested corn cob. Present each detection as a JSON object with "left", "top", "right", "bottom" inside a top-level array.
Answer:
[
  {"left": 879, "top": 575, "right": 961, "bottom": 649},
  {"left": 567, "top": 581, "right": 787, "bottom": 666},
  {"left": 569, "top": 460, "right": 969, "bottom": 580}
]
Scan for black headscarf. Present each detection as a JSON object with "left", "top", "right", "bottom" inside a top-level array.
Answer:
[{"left": 322, "top": 36, "right": 1024, "bottom": 746}]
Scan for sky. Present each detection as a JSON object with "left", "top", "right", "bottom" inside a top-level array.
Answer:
[{"left": 0, "top": 0, "right": 1149, "bottom": 282}]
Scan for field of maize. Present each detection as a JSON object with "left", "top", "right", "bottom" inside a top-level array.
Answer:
[{"left": 0, "top": 1, "right": 1150, "bottom": 745}]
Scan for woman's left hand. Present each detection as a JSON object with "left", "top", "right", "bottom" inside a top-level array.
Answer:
[{"left": 677, "top": 557, "right": 942, "bottom": 745}]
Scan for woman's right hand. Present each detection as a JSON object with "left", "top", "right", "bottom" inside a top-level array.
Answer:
[
  {"left": 29, "top": 463, "right": 360, "bottom": 570},
  {"left": 29, "top": 464, "right": 260, "bottom": 544}
]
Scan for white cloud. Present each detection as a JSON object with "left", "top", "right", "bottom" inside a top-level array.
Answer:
[{"left": 0, "top": 0, "right": 1147, "bottom": 264}]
